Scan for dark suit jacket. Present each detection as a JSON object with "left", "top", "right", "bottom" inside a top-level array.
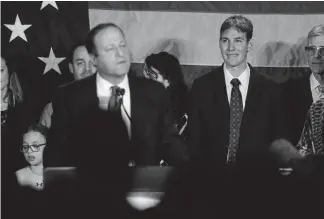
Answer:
[
  {"left": 187, "top": 64, "right": 289, "bottom": 170},
  {"left": 282, "top": 72, "right": 313, "bottom": 145},
  {"left": 44, "top": 73, "right": 189, "bottom": 169}
]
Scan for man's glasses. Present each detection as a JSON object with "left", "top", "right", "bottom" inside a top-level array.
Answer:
[
  {"left": 20, "top": 143, "right": 46, "bottom": 153},
  {"left": 143, "top": 64, "right": 158, "bottom": 80},
  {"left": 305, "top": 46, "right": 324, "bottom": 57}
]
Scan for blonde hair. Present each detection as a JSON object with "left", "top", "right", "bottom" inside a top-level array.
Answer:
[
  {"left": 308, "top": 24, "right": 324, "bottom": 39},
  {"left": 9, "top": 72, "right": 24, "bottom": 106},
  {"left": 2, "top": 56, "right": 24, "bottom": 107}
]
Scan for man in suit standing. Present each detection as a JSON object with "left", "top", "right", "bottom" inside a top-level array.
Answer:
[
  {"left": 283, "top": 24, "right": 324, "bottom": 145},
  {"left": 45, "top": 22, "right": 189, "bottom": 169},
  {"left": 43, "top": 23, "right": 188, "bottom": 216},
  {"left": 187, "top": 15, "right": 288, "bottom": 173},
  {"left": 39, "top": 43, "right": 96, "bottom": 128}
]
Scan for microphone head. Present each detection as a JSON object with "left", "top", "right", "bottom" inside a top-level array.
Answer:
[{"left": 116, "top": 88, "right": 125, "bottom": 97}]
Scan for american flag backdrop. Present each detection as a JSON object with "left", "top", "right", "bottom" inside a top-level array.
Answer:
[{"left": 1, "top": 1, "right": 324, "bottom": 107}]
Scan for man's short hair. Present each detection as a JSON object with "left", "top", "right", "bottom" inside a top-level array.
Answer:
[
  {"left": 220, "top": 15, "right": 253, "bottom": 42},
  {"left": 307, "top": 24, "right": 324, "bottom": 40},
  {"left": 68, "top": 42, "right": 85, "bottom": 63},
  {"left": 85, "top": 23, "right": 125, "bottom": 56}
]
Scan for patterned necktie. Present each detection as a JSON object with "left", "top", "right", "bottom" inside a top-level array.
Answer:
[
  {"left": 318, "top": 85, "right": 324, "bottom": 98},
  {"left": 108, "top": 86, "right": 125, "bottom": 112},
  {"left": 227, "top": 78, "right": 243, "bottom": 164}
]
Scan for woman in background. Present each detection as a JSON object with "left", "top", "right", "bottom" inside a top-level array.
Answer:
[
  {"left": 16, "top": 124, "right": 48, "bottom": 191},
  {"left": 143, "top": 52, "right": 188, "bottom": 138},
  {"left": 1, "top": 55, "right": 35, "bottom": 183}
]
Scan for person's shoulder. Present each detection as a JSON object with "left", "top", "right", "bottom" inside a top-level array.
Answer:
[
  {"left": 191, "top": 67, "right": 222, "bottom": 90},
  {"left": 130, "top": 76, "right": 165, "bottom": 93},
  {"left": 59, "top": 74, "right": 95, "bottom": 92},
  {"left": 15, "top": 167, "right": 30, "bottom": 181}
]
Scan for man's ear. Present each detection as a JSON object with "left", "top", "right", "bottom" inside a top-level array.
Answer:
[
  {"left": 247, "top": 38, "right": 253, "bottom": 52},
  {"left": 68, "top": 62, "right": 73, "bottom": 74}
]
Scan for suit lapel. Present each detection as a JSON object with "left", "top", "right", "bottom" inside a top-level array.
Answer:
[
  {"left": 300, "top": 74, "right": 313, "bottom": 111},
  {"left": 128, "top": 76, "right": 145, "bottom": 140},
  {"left": 240, "top": 65, "right": 262, "bottom": 134},
  {"left": 79, "top": 74, "right": 99, "bottom": 109},
  {"left": 213, "top": 65, "right": 230, "bottom": 133}
]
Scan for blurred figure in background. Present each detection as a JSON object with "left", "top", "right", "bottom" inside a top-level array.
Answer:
[
  {"left": 39, "top": 43, "right": 96, "bottom": 128},
  {"left": 16, "top": 124, "right": 48, "bottom": 191},
  {"left": 1, "top": 55, "right": 30, "bottom": 174},
  {"left": 283, "top": 24, "right": 324, "bottom": 145},
  {"left": 143, "top": 52, "right": 188, "bottom": 138}
]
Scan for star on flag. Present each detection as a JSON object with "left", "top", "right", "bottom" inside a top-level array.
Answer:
[
  {"left": 40, "top": 1, "right": 59, "bottom": 10},
  {"left": 38, "top": 47, "right": 66, "bottom": 74},
  {"left": 4, "top": 15, "right": 32, "bottom": 42}
]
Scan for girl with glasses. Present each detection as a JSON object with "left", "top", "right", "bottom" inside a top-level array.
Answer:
[{"left": 15, "top": 124, "right": 48, "bottom": 191}]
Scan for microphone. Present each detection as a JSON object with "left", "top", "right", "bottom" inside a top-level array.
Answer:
[{"left": 116, "top": 88, "right": 125, "bottom": 97}]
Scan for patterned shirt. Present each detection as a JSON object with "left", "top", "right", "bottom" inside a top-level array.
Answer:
[{"left": 296, "top": 98, "right": 324, "bottom": 156}]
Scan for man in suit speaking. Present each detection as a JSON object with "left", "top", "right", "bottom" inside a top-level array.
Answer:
[
  {"left": 44, "top": 23, "right": 189, "bottom": 186},
  {"left": 187, "top": 15, "right": 288, "bottom": 173}
]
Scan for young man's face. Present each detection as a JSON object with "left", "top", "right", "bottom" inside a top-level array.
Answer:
[
  {"left": 70, "top": 46, "right": 96, "bottom": 80},
  {"left": 306, "top": 35, "right": 324, "bottom": 76},
  {"left": 219, "top": 27, "right": 252, "bottom": 69}
]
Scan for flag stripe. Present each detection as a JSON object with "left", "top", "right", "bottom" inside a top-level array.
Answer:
[
  {"left": 89, "top": 10, "right": 324, "bottom": 67},
  {"left": 88, "top": 1, "right": 324, "bottom": 14}
]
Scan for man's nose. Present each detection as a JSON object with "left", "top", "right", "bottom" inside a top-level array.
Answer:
[
  {"left": 116, "top": 46, "right": 125, "bottom": 57},
  {"left": 227, "top": 41, "right": 235, "bottom": 51},
  {"left": 85, "top": 61, "right": 95, "bottom": 73},
  {"left": 314, "top": 49, "right": 322, "bottom": 59}
]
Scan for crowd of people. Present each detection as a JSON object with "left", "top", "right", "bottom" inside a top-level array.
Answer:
[{"left": 1, "top": 14, "right": 324, "bottom": 218}]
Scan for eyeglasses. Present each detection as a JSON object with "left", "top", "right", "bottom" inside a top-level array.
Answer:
[
  {"left": 305, "top": 46, "right": 324, "bottom": 57},
  {"left": 143, "top": 64, "right": 158, "bottom": 80},
  {"left": 20, "top": 143, "right": 46, "bottom": 153}
]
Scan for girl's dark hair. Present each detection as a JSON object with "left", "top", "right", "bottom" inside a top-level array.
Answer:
[
  {"left": 145, "top": 52, "right": 188, "bottom": 120},
  {"left": 24, "top": 124, "right": 49, "bottom": 140}
]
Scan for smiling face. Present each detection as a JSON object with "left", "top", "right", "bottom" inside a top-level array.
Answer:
[
  {"left": 92, "top": 26, "right": 131, "bottom": 82},
  {"left": 219, "top": 27, "right": 252, "bottom": 70},
  {"left": 306, "top": 35, "right": 324, "bottom": 76},
  {"left": 22, "top": 131, "right": 46, "bottom": 166}
]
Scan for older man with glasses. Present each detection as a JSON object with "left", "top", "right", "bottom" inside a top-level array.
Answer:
[{"left": 282, "top": 24, "right": 324, "bottom": 146}]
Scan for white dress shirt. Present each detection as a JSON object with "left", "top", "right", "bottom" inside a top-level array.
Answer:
[
  {"left": 96, "top": 73, "right": 131, "bottom": 138},
  {"left": 310, "top": 73, "right": 323, "bottom": 103},
  {"left": 224, "top": 63, "right": 250, "bottom": 110}
]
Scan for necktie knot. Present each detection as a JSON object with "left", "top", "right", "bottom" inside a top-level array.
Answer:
[
  {"left": 318, "top": 85, "right": 324, "bottom": 98},
  {"left": 231, "top": 78, "right": 241, "bottom": 87}
]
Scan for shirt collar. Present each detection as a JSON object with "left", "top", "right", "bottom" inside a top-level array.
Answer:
[
  {"left": 223, "top": 63, "right": 250, "bottom": 89},
  {"left": 310, "top": 73, "right": 321, "bottom": 91},
  {"left": 96, "top": 73, "right": 129, "bottom": 96}
]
